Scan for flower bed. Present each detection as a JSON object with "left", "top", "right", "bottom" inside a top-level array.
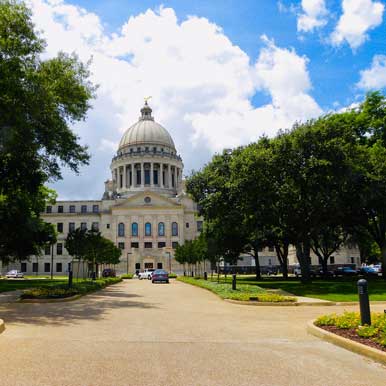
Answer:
[
  {"left": 20, "top": 277, "right": 122, "bottom": 299},
  {"left": 177, "top": 276, "right": 296, "bottom": 302},
  {"left": 315, "top": 312, "right": 386, "bottom": 351}
]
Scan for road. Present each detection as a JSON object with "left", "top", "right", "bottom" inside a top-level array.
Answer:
[{"left": 0, "top": 279, "right": 386, "bottom": 386}]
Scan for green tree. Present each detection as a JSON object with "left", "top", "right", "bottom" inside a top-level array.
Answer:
[{"left": 0, "top": 1, "right": 95, "bottom": 262}]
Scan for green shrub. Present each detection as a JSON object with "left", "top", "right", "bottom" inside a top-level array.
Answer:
[
  {"left": 168, "top": 273, "right": 177, "bottom": 278},
  {"left": 121, "top": 274, "right": 133, "bottom": 279},
  {"left": 315, "top": 314, "right": 338, "bottom": 327},
  {"left": 334, "top": 312, "right": 360, "bottom": 329},
  {"left": 21, "top": 277, "right": 122, "bottom": 299},
  {"left": 357, "top": 325, "right": 379, "bottom": 338}
]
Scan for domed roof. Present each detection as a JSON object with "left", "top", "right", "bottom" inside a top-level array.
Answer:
[{"left": 118, "top": 102, "right": 175, "bottom": 150}]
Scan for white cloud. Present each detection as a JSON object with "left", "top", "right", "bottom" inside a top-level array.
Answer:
[
  {"left": 357, "top": 55, "right": 386, "bottom": 89},
  {"left": 27, "top": 0, "right": 321, "bottom": 199},
  {"left": 297, "top": 0, "right": 329, "bottom": 32},
  {"left": 330, "top": 0, "right": 384, "bottom": 50}
]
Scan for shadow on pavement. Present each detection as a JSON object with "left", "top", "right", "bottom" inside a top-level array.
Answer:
[{"left": 0, "top": 284, "right": 158, "bottom": 327}]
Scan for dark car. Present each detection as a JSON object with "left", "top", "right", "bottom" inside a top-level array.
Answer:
[
  {"left": 261, "top": 267, "right": 278, "bottom": 276},
  {"left": 102, "top": 268, "right": 116, "bottom": 277},
  {"left": 152, "top": 269, "right": 169, "bottom": 283},
  {"left": 359, "top": 267, "right": 379, "bottom": 277},
  {"left": 334, "top": 266, "right": 358, "bottom": 277}
]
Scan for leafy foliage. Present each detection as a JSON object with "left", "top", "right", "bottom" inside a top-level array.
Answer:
[{"left": 0, "top": 1, "right": 95, "bottom": 261}]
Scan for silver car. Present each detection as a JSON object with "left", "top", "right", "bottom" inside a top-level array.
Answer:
[{"left": 5, "top": 270, "right": 24, "bottom": 278}]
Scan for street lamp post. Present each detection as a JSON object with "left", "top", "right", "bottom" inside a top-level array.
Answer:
[
  {"left": 50, "top": 242, "right": 54, "bottom": 280},
  {"left": 167, "top": 251, "right": 171, "bottom": 273},
  {"left": 127, "top": 252, "right": 132, "bottom": 274}
]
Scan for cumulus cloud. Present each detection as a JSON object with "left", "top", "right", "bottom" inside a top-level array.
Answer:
[
  {"left": 330, "top": 0, "right": 384, "bottom": 50},
  {"left": 297, "top": 0, "right": 329, "bottom": 32},
  {"left": 357, "top": 55, "right": 386, "bottom": 89},
  {"left": 27, "top": 0, "right": 321, "bottom": 199}
]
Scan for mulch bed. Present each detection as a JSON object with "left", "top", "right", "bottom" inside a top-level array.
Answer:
[{"left": 321, "top": 325, "right": 386, "bottom": 352}]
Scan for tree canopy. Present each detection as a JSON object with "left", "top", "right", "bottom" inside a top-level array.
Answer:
[{"left": 0, "top": 1, "right": 95, "bottom": 261}]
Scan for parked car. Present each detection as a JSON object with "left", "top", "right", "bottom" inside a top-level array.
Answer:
[
  {"left": 293, "top": 266, "right": 316, "bottom": 278},
  {"left": 359, "top": 266, "right": 379, "bottom": 277},
  {"left": 5, "top": 270, "right": 24, "bottom": 278},
  {"left": 152, "top": 269, "right": 169, "bottom": 283},
  {"left": 102, "top": 268, "right": 116, "bottom": 277},
  {"left": 334, "top": 266, "right": 358, "bottom": 277},
  {"left": 372, "top": 264, "right": 382, "bottom": 274},
  {"left": 138, "top": 269, "right": 155, "bottom": 280},
  {"left": 261, "top": 267, "right": 278, "bottom": 276}
]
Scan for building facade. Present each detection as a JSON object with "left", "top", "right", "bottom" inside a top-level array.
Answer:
[{"left": 0, "top": 102, "right": 202, "bottom": 276}]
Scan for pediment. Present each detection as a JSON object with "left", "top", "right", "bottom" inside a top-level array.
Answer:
[{"left": 113, "top": 191, "right": 181, "bottom": 210}]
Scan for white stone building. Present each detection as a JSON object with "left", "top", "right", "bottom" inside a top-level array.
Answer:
[{"left": 1, "top": 102, "right": 203, "bottom": 276}]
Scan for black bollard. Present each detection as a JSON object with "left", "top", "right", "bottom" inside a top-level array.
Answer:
[
  {"left": 191, "top": 271, "right": 194, "bottom": 277},
  {"left": 232, "top": 274, "right": 236, "bottom": 290},
  {"left": 358, "top": 279, "right": 371, "bottom": 325},
  {"left": 68, "top": 270, "right": 73, "bottom": 288},
  {"left": 204, "top": 271, "right": 208, "bottom": 280}
]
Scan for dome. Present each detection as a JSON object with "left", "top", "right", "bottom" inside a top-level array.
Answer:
[{"left": 118, "top": 102, "right": 175, "bottom": 150}]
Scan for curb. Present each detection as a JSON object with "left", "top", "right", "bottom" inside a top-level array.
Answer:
[
  {"left": 19, "top": 294, "right": 83, "bottom": 303},
  {"left": 225, "top": 299, "right": 334, "bottom": 307},
  {"left": 0, "top": 319, "right": 4, "bottom": 334},
  {"left": 307, "top": 319, "right": 386, "bottom": 365}
]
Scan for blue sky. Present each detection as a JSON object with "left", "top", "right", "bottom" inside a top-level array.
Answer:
[{"left": 28, "top": 0, "right": 386, "bottom": 199}]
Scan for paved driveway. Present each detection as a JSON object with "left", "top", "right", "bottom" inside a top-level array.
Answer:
[{"left": 0, "top": 279, "right": 386, "bottom": 386}]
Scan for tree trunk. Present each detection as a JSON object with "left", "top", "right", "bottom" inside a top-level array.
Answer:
[
  {"left": 296, "top": 242, "right": 311, "bottom": 283},
  {"left": 253, "top": 252, "right": 261, "bottom": 280},
  {"left": 321, "top": 257, "right": 328, "bottom": 277},
  {"left": 381, "top": 244, "right": 386, "bottom": 280}
]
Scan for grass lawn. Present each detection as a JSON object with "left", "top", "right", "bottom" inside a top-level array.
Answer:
[
  {"left": 217, "top": 275, "right": 386, "bottom": 302},
  {"left": 177, "top": 276, "right": 296, "bottom": 302}
]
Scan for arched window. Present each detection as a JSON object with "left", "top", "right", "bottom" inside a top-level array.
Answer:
[
  {"left": 145, "top": 222, "right": 152, "bottom": 236},
  {"left": 172, "top": 222, "right": 178, "bottom": 236},
  {"left": 131, "top": 222, "right": 138, "bottom": 237},
  {"left": 158, "top": 222, "right": 165, "bottom": 236},
  {"left": 118, "top": 223, "right": 125, "bottom": 237}
]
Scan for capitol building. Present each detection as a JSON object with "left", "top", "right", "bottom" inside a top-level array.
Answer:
[{"left": 2, "top": 102, "right": 203, "bottom": 276}]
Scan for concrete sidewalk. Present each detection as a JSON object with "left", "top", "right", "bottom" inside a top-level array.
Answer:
[{"left": 0, "top": 279, "right": 385, "bottom": 386}]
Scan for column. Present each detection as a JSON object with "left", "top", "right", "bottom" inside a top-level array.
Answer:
[
  {"left": 150, "top": 162, "right": 154, "bottom": 187},
  {"left": 141, "top": 163, "right": 144, "bottom": 188},
  {"left": 168, "top": 164, "right": 172, "bottom": 188},
  {"left": 123, "top": 165, "right": 127, "bottom": 189},
  {"left": 160, "top": 163, "right": 164, "bottom": 188},
  {"left": 130, "top": 164, "right": 134, "bottom": 187}
]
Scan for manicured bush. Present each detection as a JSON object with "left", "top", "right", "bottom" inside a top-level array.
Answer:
[
  {"left": 315, "top": 311, "right": 386, "bottom": 347},
  {"left": 21, "top": 277, "right": 122, "bottom": 299},
  {"left": 168, "top": 273, "right": 177, "bottom": 278},
  {"left": 120, "top": 274, "right": 133, "bottom": 279},
  {"left": 177, "top": 276, "right": 295, "bottom": 302}
]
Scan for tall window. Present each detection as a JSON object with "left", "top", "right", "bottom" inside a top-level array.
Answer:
[
  {"left": 69, "top": 205, "right": 75, "bottom": 213},
  {"left": 158, "top": 222, "right": 165, "bottom": 236},
  {"left": 92, "top": 204, "right": 99, "bottom": 213},
  {"left": 172, "top": 222, "right": 178, "bottom": 236},
  {"left": 144, "top": 169, "right": 150, "bottom": 185},
  {"left": 81, "top": 205, "right": 87, "bottom": 213},
  {"left": 80, "top": 222, "right": 87, "bottom": 230},
  {"left": 57, "top": 243, "right": 63, "bottom": 255},
  {"left": 69, "top": 222, "right": 75, "bottom": 232},
  {"left": 46, "top": 206, "right": 52, "bottom": 213},
  {"left": 132, "top": 222, "right": 138, "bottom": 237},
  {"left": 145, "top": 222, "right": 152, "bottom": 236},
  {"left": 44, "top": 245, "right": 51, "bottom": 255},
  {"left": 57, "top": 223, "right": 63, "bottom": 233},
  {"left": 58, "top": 205, "right": 63, "bottom": 213},
  {"left": 136, "top": 170, "right": 141, "bottom": 185},
  {"left": 118, "top": 222, "right": 125, "bottom": 237},
  {"left": 153, "top": 170, "right": 158, "bottom": 185},
  {"left": 92, "top": 222, "right": 99, "bottom": 231}
]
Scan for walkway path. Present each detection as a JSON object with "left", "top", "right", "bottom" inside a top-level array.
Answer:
[{"left": 0, "top": 279, "right": 385, "bottom": 386}]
